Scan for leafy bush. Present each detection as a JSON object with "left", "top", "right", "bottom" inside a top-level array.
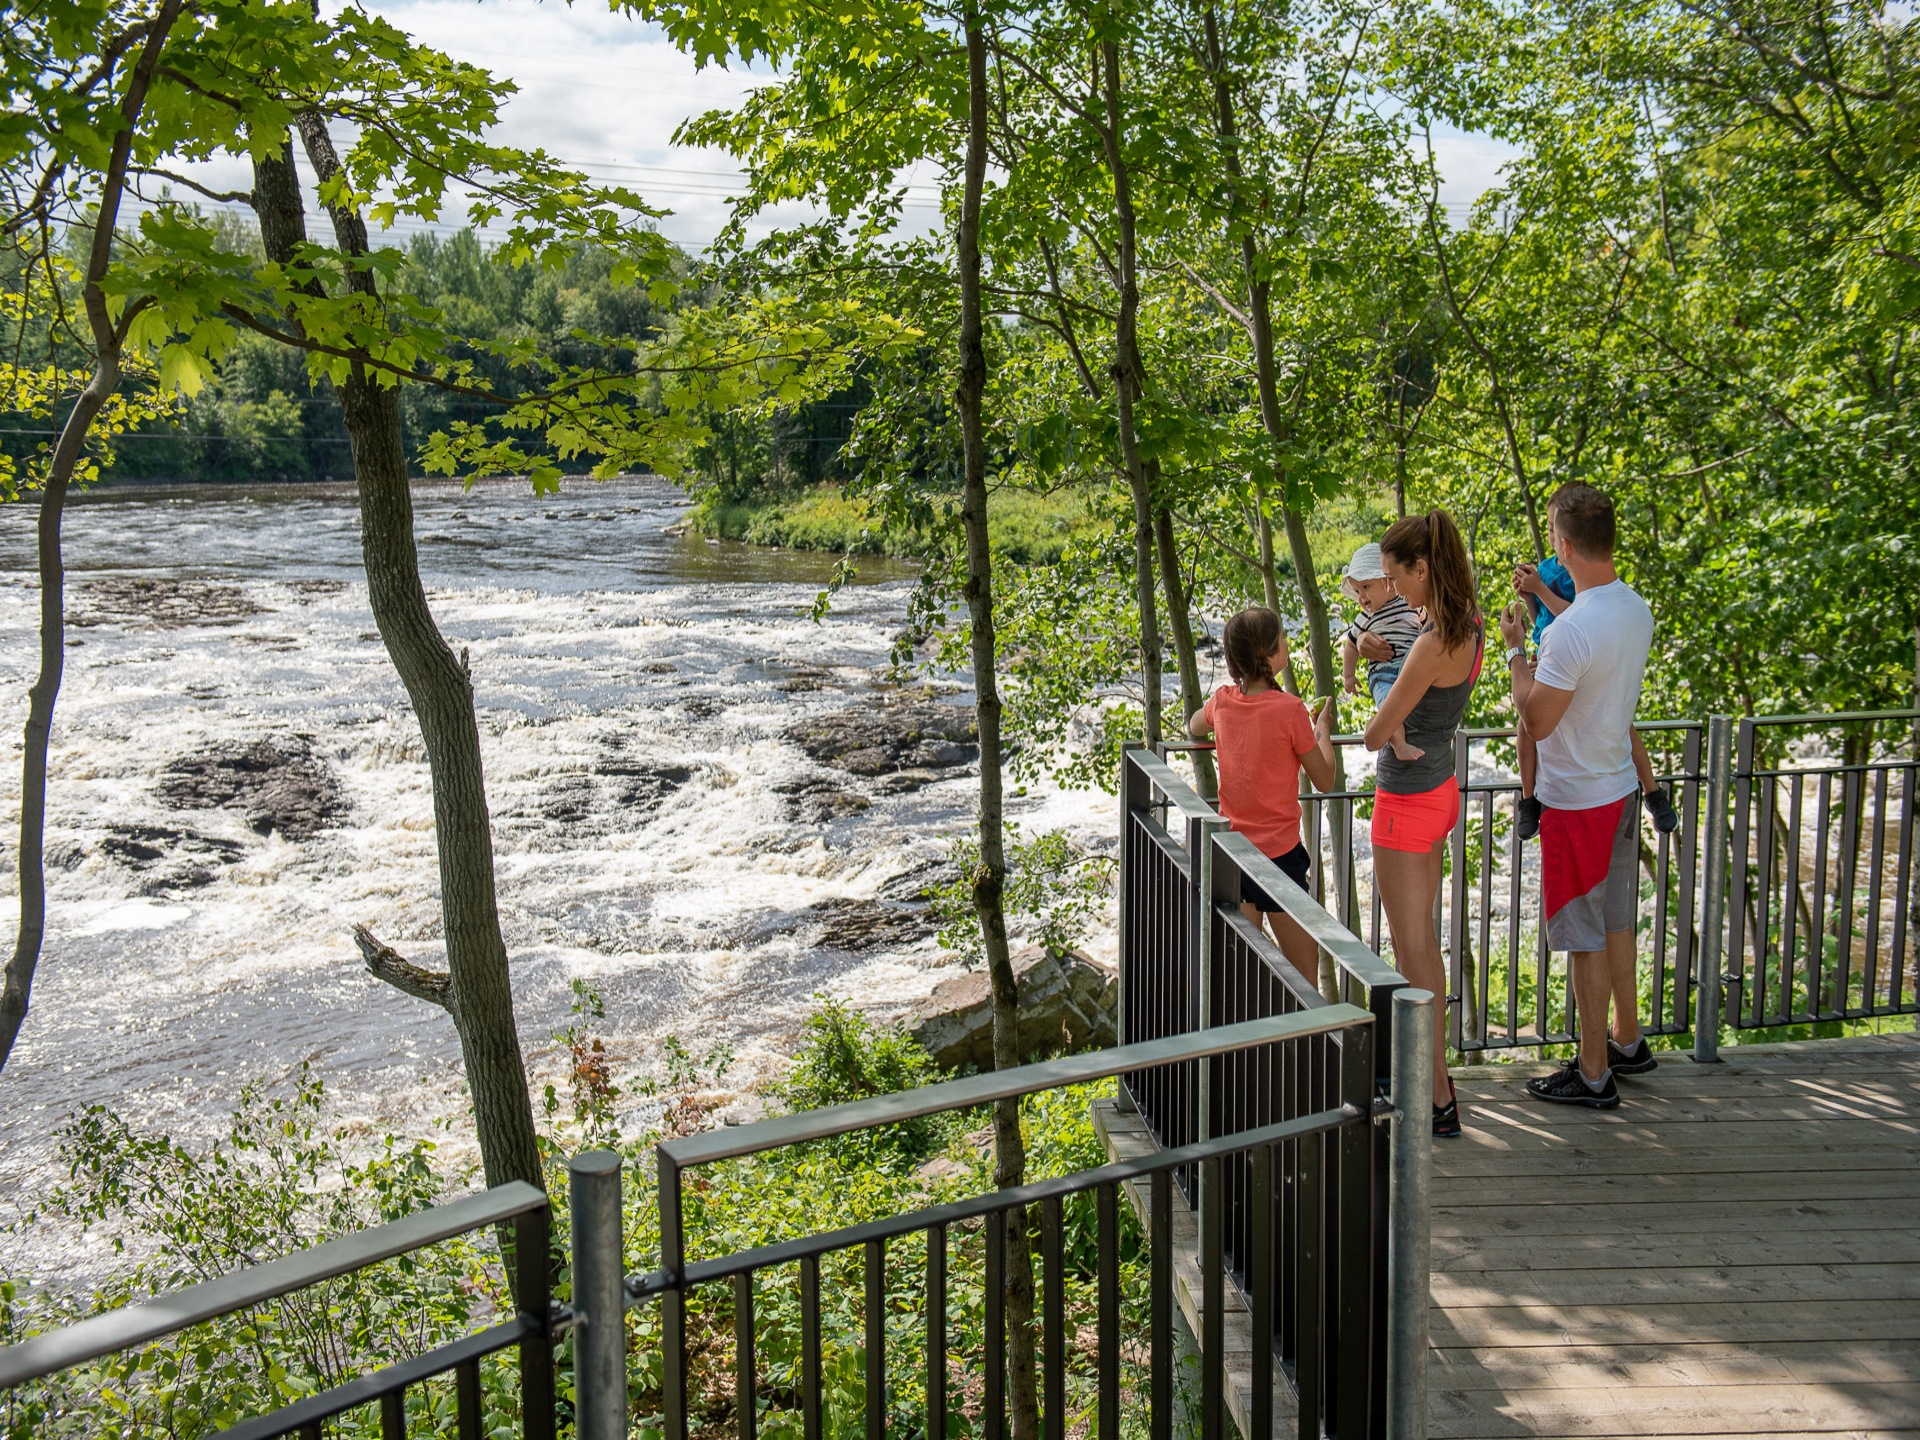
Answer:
[
  {"left": 766, "top": 995, "right": 945, "bottom": 1165},
  {"left": 2, "top": 1069, "right": 508, "bottom": 1439}
]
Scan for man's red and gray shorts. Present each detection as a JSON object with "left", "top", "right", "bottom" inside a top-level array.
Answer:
[{"left": 1541, "top": 791, "right": 1639, "bottom": 952}]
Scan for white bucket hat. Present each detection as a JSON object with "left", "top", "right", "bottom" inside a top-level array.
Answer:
[{"left": 1341, "top": 542, "right": 1385, "bottom": 599}]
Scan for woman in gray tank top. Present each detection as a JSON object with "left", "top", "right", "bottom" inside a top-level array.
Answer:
[{"left": 1360, "top": 509, "right": 1483, "bottom": 1137}]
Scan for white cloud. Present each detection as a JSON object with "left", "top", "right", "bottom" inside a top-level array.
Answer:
[{"left": 146, "top": 3, "right": 1512, "bottom": 254}]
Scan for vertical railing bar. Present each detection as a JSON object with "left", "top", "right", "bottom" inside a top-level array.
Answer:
[
  {"left": 1731, "top": 720, "right": 1755, "bottom": 1025},
  {"left": 1150, "top": 1168, "right": 1172, "bottom": 1440},
  {"left": 1508, "top": 791, "right": 1523, "bottom": 1045},
  {"left": 735, "top": 1271, "right": 757, "bottom": 1440},
  {"left": 985, "top": 1210, "right": 1006, "bottom": 1440},
  {"left": 801, "top": 1253, "right": 823, "bottom": 1440},
  {"left": 926, "top": 1224, "right": 946, "bottom": 1440},
  {"left": 864, "top": 1238, "right": 885, "bottom": 1440},
  {"left": 1041, "top": 1196, "right": 1065, "bottom": 1440},
  {"left": 1677, "top": 722, "right": 1702, "bottom": 1031},
  {"left": 1250, "top": 1140, "right": 1276, "bottom": 1440},
  {"left": 1696, "top": 717, "right": 1733, "bottom": 1062},
  {"left": 1812, "top": 771, "right": 1833, "bottom": 1019},
  {"left": 1893, "top": 761, "right": 1917, "bottom": 1012},
  {"left": 1838, "top": 751, "right": 1864, "bottom": 1012},
  {"left": 516, "top": 1197, "right": 556, "bottom": 1440},
  {"left": 1867, "top": 766, "right": 1890, "bottom": 1013},
  {"left": 455, "top": 1357, "right": 482, "bottom": 1440},
  {"left": 1335, "top": 1026, "right": 1375, "bottom": 1440},
  {"left": 1757, "top": 776, "right": 1778, "bottom": 1025},
  {"left": 1448, "top": 729, "right": 1469, "bottom": 1053},
  {"left": 1478, "top": 793, "right": 1494, "bottom": 1040},
  {"left": 658, "top": 1149, "right": 687, "bottom": 1440},
  {"left": 380, "top": 1389, "right": 405, "bottom": 1440},
  {"left": 1294, "top": 1123, "right": 1324, "bottom": 1440},
  {"left": 1653, "top": 774, "right": 1673, "bottom": 1029},
  {"left": 1097, "top": 1183, "right": 1120, "bottom": 1440},
  {"left": 1201, "top": 1153, "right": 1224, "bottom": 1440}
]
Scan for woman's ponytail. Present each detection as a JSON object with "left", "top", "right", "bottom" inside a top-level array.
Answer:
[{"left": 1380, "top": 507, "right": 1479, "bottom": 651}]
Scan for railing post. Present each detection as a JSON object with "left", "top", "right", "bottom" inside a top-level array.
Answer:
[
  {"left": 1695, "top": 716, "right": 1734, "bottom": 1064},
  {"left": 570, "top": 1151, "right": 626, "bottom": 1440},
  {"left": 515, "top": 1199, "right": 557, "bottom": 1440},
  {"left": 1194, "top": 814, "right": 1228, "bottom": 1262},
  {"left": 658, "top": 1149, "right": 688, "bottom": 1440},
  {"left": 1385, "top": 988, "right": 1433, "bottom": 1440},
  {"left": 1118, "top": 743, "right": 1150, "bottom": 1110}
]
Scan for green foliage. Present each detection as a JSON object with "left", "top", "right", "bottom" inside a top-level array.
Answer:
[
  {"left": 767, "top": 994, "right": 943, "bottom": 1163},
  {"left": 931, "top": 823, "right": 1114, "bottom": 969},
  {"left": 1, "top": 1069, "right": 506, "bottom": 1440}
]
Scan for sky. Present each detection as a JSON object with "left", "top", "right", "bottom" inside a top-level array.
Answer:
[{"left": 164, "top": 0, "right": 1520, "bottom": 255}]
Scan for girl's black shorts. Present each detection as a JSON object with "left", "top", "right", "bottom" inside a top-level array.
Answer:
[{"left": 1240, "top": 842, "right": 1311, "bottom": 912}]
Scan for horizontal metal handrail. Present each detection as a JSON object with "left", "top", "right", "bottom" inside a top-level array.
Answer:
[
  {"left": 661, "top": 1006, "right": 1370, "bottom": 1170},
  {"left": 1742, "top": 759, "right": 1920, "bottom": 780},
  {"left": 1131, "top": 748, "right": 1221, "bottom": 822},
  {"left": 0, "top": 1181, "right": 549, "bottom": 1389},
  {"left": 1742, "top": 707, "right": 1920, "bottom": 728},
  {"left": 211, "top": 1315, "right": 539, "bottom": 1440},
  {"left": 1216, "top": 831, "right": 1408, "bottom": 996},
  {"left": 636, "top": 1099, "right": 1366, "bottom": 1296}
]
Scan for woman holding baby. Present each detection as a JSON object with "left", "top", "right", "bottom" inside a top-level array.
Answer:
[{"left": 1351, "top": 510, "right": 1483, "bottom": 1138}]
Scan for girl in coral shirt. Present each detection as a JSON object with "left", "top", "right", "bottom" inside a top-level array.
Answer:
[{"left": 1187, "top": 606, "right": 1337, "bottom": 982}]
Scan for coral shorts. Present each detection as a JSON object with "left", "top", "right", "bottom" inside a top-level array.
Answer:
[{"left": 1371, "top": 781, "right": 1459, "bottom": 853}]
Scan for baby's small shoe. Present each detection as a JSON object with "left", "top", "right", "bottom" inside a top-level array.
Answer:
[
  {"left": 1517, "top": 795, "right": 1543, "bottom": 841},
  {"left": 1645, "top": 787, "right": 1679, "bottom": 834}
]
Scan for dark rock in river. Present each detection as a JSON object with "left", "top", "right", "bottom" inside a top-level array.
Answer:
[
  {"left": 908, "top": 946, "right": 1118, "bottom": 1069},
  {"left": 803, "top": 896, "right": 933, "bottom": 951},
  {"left": 156, "top": 737, "right": 347, "bottom": 841},
  {"left": 101, "top": 823, "right": 247, "bottom": 892},
  {"left": 786, "top": 691, "right": 977, "bottom": 777},
  {"left": 72, "top": 576, "right": 265, "bottom": 628}
]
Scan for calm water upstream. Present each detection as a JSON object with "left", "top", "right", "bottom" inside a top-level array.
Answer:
[{"left": 0, "top": 476, "right": 1115, "bottom": 1287}]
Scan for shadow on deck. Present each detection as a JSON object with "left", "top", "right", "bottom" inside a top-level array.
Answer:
[{"left": 1433, "top": 1031, "right": 1920, "bottom": 1439}]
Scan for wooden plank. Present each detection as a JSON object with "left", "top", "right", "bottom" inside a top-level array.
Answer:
[
  {"left": 1433, "top": 1167, "right": 1920, "bottom": 1205},
  {"left": 1434, "top": 1229, "right": 1920, "bottom": 1272},
  {"left": 1432, "top": 1195, "right": 1920, "bottom": 1237},
  {"left": 1430, "top": 1381, "right": 1920, "bottom": 1438},
  {"left": 1430, "top": 1118, "right": 1920, "bottom": 1152},
  {"left": 1431, "top": 1337, "right": 1920, "bottom": 1389},
  {"left": 1459, "top": 1090, "right": 1920, "bottom": 1121},
  {"left": 1431, "top": 1261, "right": 1920, "bottom": 1309},
  {"left": 1432, "top": 1143, "right": 1920, "bottom": 1179},
  {"left": 1430, "top": 1299, "right": 1920, "bottom": 1350}
]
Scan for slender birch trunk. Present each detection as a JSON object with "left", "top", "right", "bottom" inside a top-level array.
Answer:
[{"left": 959, "top": 16, "right": 1040, "bottom": 1436}]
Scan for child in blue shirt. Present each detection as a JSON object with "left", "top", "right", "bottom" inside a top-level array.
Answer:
[{"left": 1513, "top": 551, "right": 1677, "bottom": 840}]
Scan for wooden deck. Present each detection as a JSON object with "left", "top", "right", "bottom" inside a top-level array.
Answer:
[{"left": 1434, "top": 1030, "right": 1920, "bottom": 1439}]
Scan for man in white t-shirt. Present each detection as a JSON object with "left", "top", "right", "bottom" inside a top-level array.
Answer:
[{"left": 1498, "top": 483, "right": 1656, "bottom": 1109}]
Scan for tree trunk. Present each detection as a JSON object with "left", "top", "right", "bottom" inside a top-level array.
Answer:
[
  {"left": 1, "top": 0, "right": 185, "bottom": 1073},
  {"left": 1154, "top": 503, "right": 1216, "bottom": 794},
  {"left": 1097, "top": 40, "right": 1162, "bottom": 750},
  {"left": 254, "top": 119, "right": 542, "bottom": 1196},
  {"left": 959, "top": 18, "right": 1039, "bottom": 1438},
  {"left": 1204, "top": 10, "right": 1349, "bottom": 990}
]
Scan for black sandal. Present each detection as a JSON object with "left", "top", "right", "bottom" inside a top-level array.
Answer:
[{"left": 1432, "top": 1080, "right": 1462, "bottom": 1139}]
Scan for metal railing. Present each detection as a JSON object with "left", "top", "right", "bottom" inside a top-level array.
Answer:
[
  {"left": 1118, "top": 744, "right": 1423, "bottom": 1438},
  {"left": 0, "top": 1184, "right": 557, "bottom": 1440},
  {"left": 1154, "top": 709, "right": 1918, "bottom": 1061},
  {"left": 2, "top": 1006, "right": 1437, "bottom": 1440},
  {"left": 1725, "top": 710, "right": 1920, "bottom": 1031}
]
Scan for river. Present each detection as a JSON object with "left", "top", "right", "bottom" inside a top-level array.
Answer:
[{"left": 0, "top": 476, "right": 1116, "bottom": 1288}]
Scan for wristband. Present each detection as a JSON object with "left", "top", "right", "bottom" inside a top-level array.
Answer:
[{"left": 1504, "top": 645, "right": 1527, "bottom": 667}]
